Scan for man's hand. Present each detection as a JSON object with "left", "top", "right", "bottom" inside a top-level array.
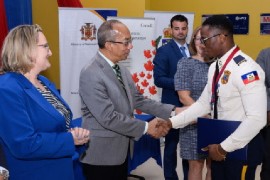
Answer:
[
  {"left": 147, "top": 118, "right": 171, "bottom": 138},
  {"left": 156, "top": 119, "right": 172, "bottom": 129},
  {"left": 202, "top": 144, "right": 227, "bottom": 161}
]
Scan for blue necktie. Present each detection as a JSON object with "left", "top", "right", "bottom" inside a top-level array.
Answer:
[{"left": 180, "top": 46, "right": 187, "bottom": 57}]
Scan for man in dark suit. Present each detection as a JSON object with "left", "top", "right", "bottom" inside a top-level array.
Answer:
[
  {"left": 79, "top": 20, "right": 175, "bottom": 180},
  {"left": 153, "top": 14, "right": 190, "bottom": 180}
]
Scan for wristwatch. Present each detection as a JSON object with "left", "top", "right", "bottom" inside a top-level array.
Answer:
[
  {"left": 0, "top": 167, "right": 9, "bottom": 180},
  {"left": 170, "top": 106, "right": 176, "bottom": 117}
]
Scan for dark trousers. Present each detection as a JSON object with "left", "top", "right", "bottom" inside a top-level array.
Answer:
[
  {"left": 211, "top": 160, "right": 244, "bottom": 180},
  {"left": 82, "top": 157, "right": 128, "bottom": 180},
  {"left": 260, "top": 126, "right": 270, "bottom": 180},
  {"left": 164, "top": 128, "right": 189, "bottom": 180},
  {"left": 0, "top": 144, "right": 7, "bottom": 168},
  {"left": 245, "top": 165, "right": 257, "bottom": 180},
  {"left": 212, "top": 132, "right": 263, "bottom": 180}
]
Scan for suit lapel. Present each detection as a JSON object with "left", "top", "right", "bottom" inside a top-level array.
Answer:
[
  {"left": 118, "top": 65, "right": 134, "bottom": 110},
  {"left": 16, "top": 74, "right": 66, "bottom": 121},
  {"left": 170, "top": 40, "right": 183, "bottom": 59},
  {"left": 97, "top": 54, "right": 133, "bottom": 108}
]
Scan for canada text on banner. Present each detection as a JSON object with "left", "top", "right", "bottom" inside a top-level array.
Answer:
[{"left": 107, "top": 17, "right": 158, "bottom": 114}]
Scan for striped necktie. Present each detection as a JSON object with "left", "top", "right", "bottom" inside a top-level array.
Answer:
[
  {"left": 180, "top": 46, "right": 187, "bottom": 57},
  {"left": 113, "top": 64, "right": 126, "bottom": 90}
]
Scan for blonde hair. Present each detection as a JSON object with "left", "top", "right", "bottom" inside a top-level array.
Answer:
[{"left": 1, "top": 24, "right": 43, "bottom": 73}]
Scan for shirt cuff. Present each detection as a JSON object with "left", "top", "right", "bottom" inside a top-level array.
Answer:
[
  {"left": 143, "top": 122, "right": 148, "bottom": 134},
  {"left": 169, "top": 115, "right": 189, "bottom": 129}
]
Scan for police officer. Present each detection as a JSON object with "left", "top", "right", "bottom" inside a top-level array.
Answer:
[{"left": 168, "top": 15, "right": 267, "bottom": 180}]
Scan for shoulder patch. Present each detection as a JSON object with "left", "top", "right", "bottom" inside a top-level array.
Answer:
[
  {"left": 241, "top": 71, "right": 260, "bottom": 85},
  {"left": 233, "top": 55, "right": 247, "bottom": 66}
]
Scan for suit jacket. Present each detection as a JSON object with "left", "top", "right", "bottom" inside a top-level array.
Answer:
[
  {"left": 79, "top": 52, "right": 173, "bottom": 166},
  {"left": 153, "top": 40, "right": 186, "bottom": 106},
  {"left": 0, "top": 72, "right": 75, "bottom": 180}
]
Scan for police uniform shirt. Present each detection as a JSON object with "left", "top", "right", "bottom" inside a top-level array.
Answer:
[{"left": 170, "top": 45, "right": 267, "bottom": 152}]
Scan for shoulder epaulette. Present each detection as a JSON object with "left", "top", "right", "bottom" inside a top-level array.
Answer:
[{"left": 233, "top": 55, "right": 247, "bottom": 66}]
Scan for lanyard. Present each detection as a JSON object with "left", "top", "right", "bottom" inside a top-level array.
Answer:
[{"left": 211, "top": 46, "right": 240, "bottom": 103}]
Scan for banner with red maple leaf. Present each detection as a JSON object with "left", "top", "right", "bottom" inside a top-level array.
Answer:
[{"left": 107, "top": 17, "right": 159, "bottom": 114}]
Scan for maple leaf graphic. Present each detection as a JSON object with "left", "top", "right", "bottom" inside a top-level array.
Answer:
[
  {"left": 139, "top": 71, "right": 145, "bottom": 77},
  {"left": 136, "top": 84, "right": 141, "bottom": 91},
  {"left": 149, "top": 86, "right": 157, "bottom": 95},
  {"left": 135, "top": 109, "right": 142, "bottom": 114},
  {"left": 152, "top": 50, "right": 156, "bottom": 55},
  {"left": 132, "top": 73, "right": 139, "bottom": 83},
  {"left": 146, "top": 73, "right": 152, "bottom": 79},
  {"left": 136, "top": 84, "right": 144, "bottom": 94},
  {"left": 155, "top": 36, "right": 162, "bottom": 49},
  {"left": 141, "top": 79, "right": 149, "bottom": 87},
  {"left": 151, "top": 40, "right": 156, "bottom": 47},
  {"left": 144, "top": 50, "right": 152, "bottom": 59},
  {"left": 144, "top": 60, "right": 154, "bottom": 71}
]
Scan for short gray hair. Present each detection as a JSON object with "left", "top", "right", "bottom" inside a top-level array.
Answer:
[{"left": 97, "top": 20, "right": 123, "bottom": 48}]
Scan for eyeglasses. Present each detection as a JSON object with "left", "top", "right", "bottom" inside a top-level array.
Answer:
[
  {"left": 200, "top": 34, "right": 227, "bottom": 45},
  {"left": 108, "top": 39, "right": 132, "bottom": 47},
  {"left": 37, "top": 43, "right": 50, "bottom": 50}
]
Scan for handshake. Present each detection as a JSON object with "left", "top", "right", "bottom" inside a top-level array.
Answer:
[{"left": 146, "top": 118, "right": 172, "bottom": 139}]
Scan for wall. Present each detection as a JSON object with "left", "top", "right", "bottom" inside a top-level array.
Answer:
[
  {"left": 32, "top": 0, "right": 146, "bottom": 88},
  {"left": 32, "top": 0, "right": 59, "bottom": 87},
  {"left": 148, "top": 0, "right": 270, "bottom": 59},
  {"left": 32, "top": 0, "right": 270, "bottom": 88},
  {"left": 81, "top": 0, "right": 146, "bottom": 17}
]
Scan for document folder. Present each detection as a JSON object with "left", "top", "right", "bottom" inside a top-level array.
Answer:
[{"left": 197, "top": 117, "right": 247, "bottom": 160}]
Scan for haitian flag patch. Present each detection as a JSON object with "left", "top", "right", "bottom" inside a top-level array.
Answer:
[{"left": 241, "top": 71, "right": 260, "bottom": 85}]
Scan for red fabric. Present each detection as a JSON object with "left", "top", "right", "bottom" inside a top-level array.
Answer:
[
  {"left": 57, "top": 0, "right": 83, "bottom": 7},
  {"left": 0, "top": 0, "right": 8, "bottom": 57}
]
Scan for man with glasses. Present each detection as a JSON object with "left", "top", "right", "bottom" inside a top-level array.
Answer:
[
  {"left": 153, "top": 14, "right": 190, "bottom": 180},
  {"left": 79, "top": 19, "right": 176, "bottom": 180},
  {"left": 168, "top": 15, "right": 266, "bottom": 180}
]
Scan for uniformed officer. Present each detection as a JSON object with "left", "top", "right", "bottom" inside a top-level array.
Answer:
[{"left": 168, "top": 15, "right": 267, "bottom": 180}]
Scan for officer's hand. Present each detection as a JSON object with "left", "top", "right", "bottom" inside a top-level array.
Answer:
[{"left": 202, "top": 144, "right": 227, "bottom": 161}]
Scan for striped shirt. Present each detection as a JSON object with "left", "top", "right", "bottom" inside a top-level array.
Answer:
[{"left": 37, "top": 82, "right": 71, "bottom": 130}]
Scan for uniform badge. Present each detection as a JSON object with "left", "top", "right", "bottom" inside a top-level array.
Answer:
[
  {"left": 221, "top": 70, "right": 231, "bottom": 84},
  {"left": 241, "top": 71, "right": 260, "bottom": 85}
]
